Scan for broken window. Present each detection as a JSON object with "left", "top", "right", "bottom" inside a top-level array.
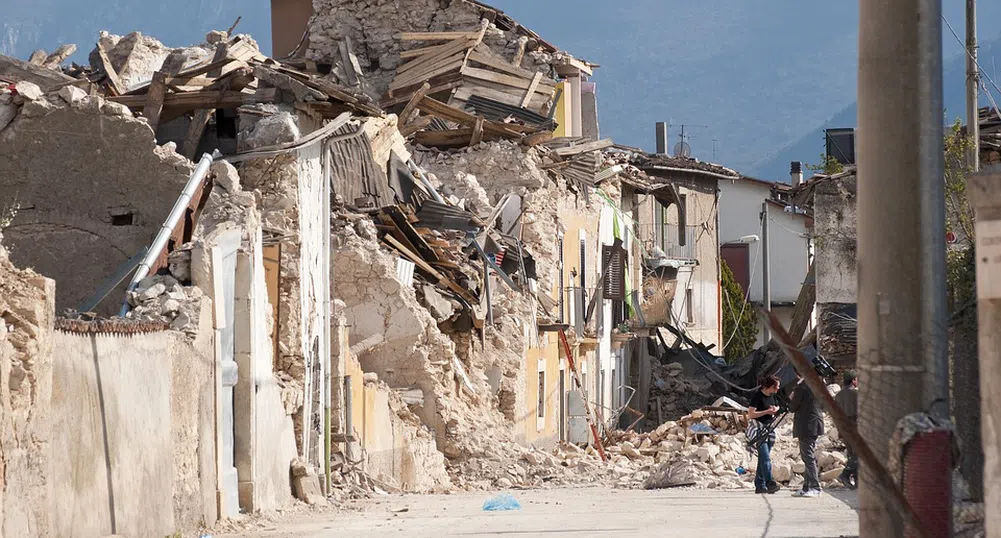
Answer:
[
  {"left": 537, "top": 371, "right": 546, "bottom": 418},
  {"left": 686, "top": 288, "right": 695, "bottom": 324}
]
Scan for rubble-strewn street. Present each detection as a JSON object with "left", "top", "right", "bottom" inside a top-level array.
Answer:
[
  {"left": 0, "top": 0, "right": 991, "bottom": 536},
  {"left": 213, "top": 486, "right": 861, "bottom": 538}
]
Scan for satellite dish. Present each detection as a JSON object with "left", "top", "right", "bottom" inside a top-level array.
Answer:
[{"left": 674, "top": 141, "right": 692, "bottom": 158}]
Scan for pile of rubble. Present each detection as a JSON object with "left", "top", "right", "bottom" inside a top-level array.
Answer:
[
  {"left": 124, "top": 274, "right": 203, "bottom": 334},
  {"left": 452, "top": 408, "right": 850, "bottom": 493},
  {"left": 646, "top": 361, "right": 716, "bottom": 423}
]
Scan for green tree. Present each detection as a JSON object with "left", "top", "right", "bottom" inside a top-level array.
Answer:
[
  {"left": 806, "top": 153, "right": 845, "bottom": 176},
  {"left": 721, "top": 259, "right": 757, "bottom": 362}
]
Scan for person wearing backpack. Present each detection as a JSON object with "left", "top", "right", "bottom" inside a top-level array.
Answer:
[{"left": 747, "top": 375, "right": 782, "bottom": 494}]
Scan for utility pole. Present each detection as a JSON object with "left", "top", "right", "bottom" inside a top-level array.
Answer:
[
  {"left": 859, "top": 0, "right": 950, "bottom": 535},
  {"left": 761, "top": 201, "right": 771, "bottom": 342},
  {"left": 968, "top": 0, "right": 981, "bottom": 171}
]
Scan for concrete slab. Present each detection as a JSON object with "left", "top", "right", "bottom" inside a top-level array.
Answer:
[{"left": 218, "top": 486, "right": 860, "bottom": 538}]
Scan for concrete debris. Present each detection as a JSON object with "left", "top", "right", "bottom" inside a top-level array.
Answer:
[
  {"left": 645, "top": 361, "right": 715, "bottom": 424},
  {"left": 125, "top": 274, "right": 203, "bottom": 335},
  {"left": 56, "top": 85, "right": 88, "bottom": 106},
  {"left": 290, "top": 459, "right": 328, "bottom": 506},
  {"left": 241, "top": 111, "right": 300, "bottom": 150},
  {"left": 13, "top": 81, "right": 44, "bottom": 101}
]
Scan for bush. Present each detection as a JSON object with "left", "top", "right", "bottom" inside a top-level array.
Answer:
[{"left": 721, "top": 259, "right": 758, "bottom": 362}]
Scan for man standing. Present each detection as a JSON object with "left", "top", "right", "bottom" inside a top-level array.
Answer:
[
  {"left": 835, "top": 370, "right": 859, "bottom": 488},
  {"left": 789, "top": 375, "right": 824, "bottom": 497}
]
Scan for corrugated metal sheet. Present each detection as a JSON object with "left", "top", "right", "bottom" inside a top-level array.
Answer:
[
  {"left": 416, "top": 200, "right": 482, "bottom": 231},
  {"left": 328, "top": 124, "right": 394, "bottom": 208},
  {"left": 396, "top": 258, "right": 416, "bottom": 286},
  {"left": 465, "top": 94, "right": 555, "bottom": 130}
]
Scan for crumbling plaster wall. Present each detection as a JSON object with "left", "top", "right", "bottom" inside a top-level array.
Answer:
[
  {"left": 332, "top": 223, "right": 513, "bottom": 460},
  {"left": 49, "top": 310, "right": 215, "bottom": 538},
  {"left": 814, "top": 177, "right": 858, "bottom": 304},
  {"left": 0, "top": 92, "right": 194, "bottom": 316},
  {"left": 0, "top": 235, "right": 55, "bottom": 538},
  {"left": 343, "top": 350, "right": 451, "bottom": 492},
  {"left": 237, "top": 110, "right": 324, "bottom": 460},
  {"left": 190, "top": 161, "right": 297, "bottom": 513},
  {"left": 306, "top": 0, "right": 555, "bottom": 98}
]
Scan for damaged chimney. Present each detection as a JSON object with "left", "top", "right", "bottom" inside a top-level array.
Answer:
[
  {"left": 656, "top": 122, "right": 668, "bottom": 155},
  {"left": 790, "top": 161, "right": 803, "bottom": 186}
]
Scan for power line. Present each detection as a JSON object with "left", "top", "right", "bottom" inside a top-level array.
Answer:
[{"left": 942, "top": 13, "right": 1001, "bottom": 122}]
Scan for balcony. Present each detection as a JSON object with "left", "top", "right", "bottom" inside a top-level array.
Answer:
[{"left": 640, "top": 223, "right": 700, "bottom": 261}]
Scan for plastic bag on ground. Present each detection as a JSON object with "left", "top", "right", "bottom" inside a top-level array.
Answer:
[{"left": 482, "top": 493, "right": 521, "bottom": 511}]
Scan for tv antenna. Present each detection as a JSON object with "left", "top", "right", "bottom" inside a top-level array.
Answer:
[{"left": 668, "top": 123, "right": 708, "bottom": 157}]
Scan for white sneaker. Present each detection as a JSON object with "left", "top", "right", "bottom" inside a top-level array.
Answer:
[{"left": 792, "top": 489, "right": 821, "bottom": 498}]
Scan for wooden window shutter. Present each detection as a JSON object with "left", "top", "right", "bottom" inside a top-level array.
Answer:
[{"left": 602, "top": 243, "right": 626, "bottom": 301}]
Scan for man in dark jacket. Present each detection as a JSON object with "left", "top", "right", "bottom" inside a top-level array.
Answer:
[
  {"left": 834, "top": 370, "right": 859, "bottom": 488},
  {"left": 789, "top": 375, "right": 824, "bottom": 497}
]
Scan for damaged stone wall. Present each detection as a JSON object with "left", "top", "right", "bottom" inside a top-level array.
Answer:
[
  {"left": 814, "top": 176, "right": 857, "bottom": 366},
  {"left": 332, "top": 221, "right": 514, "bottom": 460},
  {"left": 0, "top": 84, "right": 194, "bottom": 316},
  {"left": 306, "top": 0, "right": 556, "bottom": 99},
  {"left": 0, "top": 233, "right": 55, "bottom": 537}
]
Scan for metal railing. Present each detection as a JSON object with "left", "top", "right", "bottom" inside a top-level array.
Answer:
[{"left": 638, "top": 223, "right": 700, "bottom": 260}]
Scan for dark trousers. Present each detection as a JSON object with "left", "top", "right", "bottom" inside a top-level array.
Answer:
[
  {"left": 755, "top": 438, "right": 774, "bottom": 490},
  {"left": 844, "top": 444, "right": 858, "bottom": 478},
  {"left": 799, "top": 435, "right": 820, "bottom": 491}
]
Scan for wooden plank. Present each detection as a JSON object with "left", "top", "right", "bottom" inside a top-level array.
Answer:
[
  {"left": 338, "top": 39, "right": 359, "bottom": 86},
  {"left": 142, "top": 71, "right": 168, "bottom": 133},
  {"left": 397, "top": 31, "right": 480, "bottom": 41},
  {"left": 396, "top": 36, "right": 473, "bottom": 77},
  {"left": 415, "top": 128, "right": 475, "bottom": 148},
  {"left": 399, "top": 115, "right": 433, "bottom": 138},
  {"left": 553, "top": 138, "right": 615, "bottom": 157},
  {"left": 379, "top": 76, "right": 462, "bottom": 108},
  {"left": 383, "top": 232, "right": 477, "bottom": 306},
  {"left": 522, "top": 130, "right": 554, "bottom": 147},
  {"left": 182, "top": 109, "right": 214, "bottom": 160},
  {"left": 467, "top": 49, "right": 546, "bottom": 81},
  {"left": 389, "top": 56, "right": 465, "bottom": 94},
  {"left": 470, "top": 117, "right": 485, "bottom": 145},
  {"left": 96, "top": 44, "right": 126, "bottom": 96},
  {"left": 0, "top": 53, "right": 76, "bottom": 90},
  {"left": 521, "top": 72, "right": 544, "bottom": 108},
  {"left": 110, "top": 88, "right": 278, "bottom": 109},
  {"left": 786, "top": 263, "right": 816, "bottom": 345},
  {"left": 385, "top": 205, "right": 439, "bottom": 262},
  {"left": 400, "top": 43, "right": 448, "bottom": 59},
  {"left": 398, "top": 82, "right": 430, "bottom": 128},
  {"left": 417, "top": 96, "right": 523, "bottom": 138},
  {"left": 460, "top": 65, "right": 554, "bottom": 93},
  {"left": 208, "top": 42, "right": 230, "bottom": 78},
  {"left": 452, "top": 85, "right": 548, "bottom": 113}
]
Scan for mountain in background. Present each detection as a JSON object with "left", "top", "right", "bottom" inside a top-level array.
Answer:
[
  {"left": 753, "top": 34, "right": 1001, "bottom": 180},
  {"left": 4, "top": 0, "right": 999, "bottom": 180}
]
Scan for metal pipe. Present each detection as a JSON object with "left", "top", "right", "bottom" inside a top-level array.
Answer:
[
  {"left": 322, "top": 140, "right": 333, "bottom": 495},
  {"left": 761, "top": 201, "right": 771, "bottom": 342},
  {"left": 968, "top": 0, "right": 981, "bottom": 172},
  {"left": 858, "top": 0, "right": 949, "bottom": 534},
  {"left": 118, "top": 153, "right": 213, "bottom": 317}
]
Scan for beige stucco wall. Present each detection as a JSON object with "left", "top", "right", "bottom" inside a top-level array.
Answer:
[
  {"left": 634, "top": 183, "right": 721, "bottom": 349},
  {"left": 49, "top": 303, "right": 216, "bottom": 538}
]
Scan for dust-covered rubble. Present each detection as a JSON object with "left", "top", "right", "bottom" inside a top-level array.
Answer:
[{"left": 124, "top": 274, "right": 203, "bottom": 334}]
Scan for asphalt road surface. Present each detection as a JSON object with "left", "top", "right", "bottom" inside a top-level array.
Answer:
[{"left": 219, "top": 486, "right": 860, "bottom": 538}]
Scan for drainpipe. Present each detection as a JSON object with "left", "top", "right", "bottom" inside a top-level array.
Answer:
[
  {"left": 322, "top": 140, "right": 333, "bottom": 495},
  {"left": 119, "top": 152, "right": 214, "bottom": 317}
]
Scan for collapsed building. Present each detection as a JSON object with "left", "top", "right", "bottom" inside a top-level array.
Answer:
[{"left": 0, "top": 1, "right": 859, "bottom": 535}]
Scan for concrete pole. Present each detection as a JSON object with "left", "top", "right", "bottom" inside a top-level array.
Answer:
[
  {"left": 968, "top": 0, "right": 981, "bottom": 172},
  {"left": 761, "top": 201, "right": 771, "bottom": 342},
  {"left": 858, "top": 0, "right": 950, "bottom": 535},
  {"left": 968, "top": 169, "right": 1001, "bottom": 537}
]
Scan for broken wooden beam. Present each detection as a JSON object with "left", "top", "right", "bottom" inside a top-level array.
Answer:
[
  {"left": 416, "top": 96, "right": 523, "bottom": 139},
  {"left": 396, "top": 31, "right": 481, "bottom": 41},
  {"left": 552, "top": 138, "right": 614, "bottom": 157},
  {"left": 142, "top": 71, "right": 168, "bottom": 133},
  {"left": 399, "top": 116, "right": 433, "bottom": 138},
  {"left": 109, "top": 88, "right": 278, "bottom": 110},
  {"left": 95, "top": 44, "right": 126, "bottom": 96},
  {"left": 398, "top": 82, "right": 431, "bottom": 128},
  {"left": 786, "top": 262, "right": 816, "bottom": 345},
  {"left": 521, "top": 72, "right": 544, "bottom": 108},
  {"left": 182, "top": 109, "right": 214, "bottom": 160}
]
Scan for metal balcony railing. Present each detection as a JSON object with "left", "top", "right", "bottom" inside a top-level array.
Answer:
[{"left": 639, "top": 223, "right": 700, "bottom": 260}]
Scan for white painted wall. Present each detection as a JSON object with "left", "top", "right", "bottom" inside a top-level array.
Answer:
[{"left": 718, "top": 179, "right": 812, "bottom": 303}]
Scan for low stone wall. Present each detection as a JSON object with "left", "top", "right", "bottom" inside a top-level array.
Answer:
[{"left": 49, "top": 303, "right": 216, "bottom": 538}]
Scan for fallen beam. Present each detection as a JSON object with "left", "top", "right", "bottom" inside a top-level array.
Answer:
[{"left": 109, "top": 88, "right": 278, "bottom": 110}]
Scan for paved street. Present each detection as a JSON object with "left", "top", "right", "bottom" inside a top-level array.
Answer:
[{"left": 221, "top": 486, "right": 860, "bottom": 538}]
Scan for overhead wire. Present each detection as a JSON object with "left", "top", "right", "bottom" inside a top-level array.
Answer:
[{"left": 942, "top": 14, "right": 1001, "bottom": 122}]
